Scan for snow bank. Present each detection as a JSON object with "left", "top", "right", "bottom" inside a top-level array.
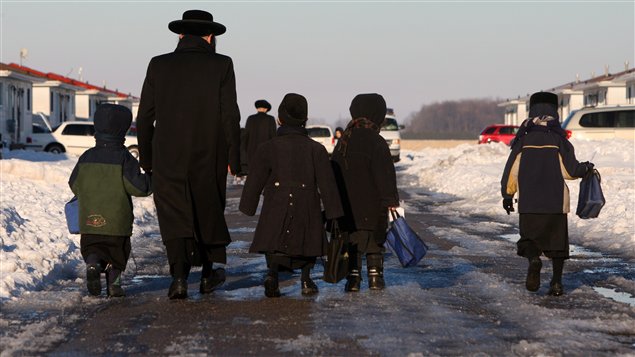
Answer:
[
  {"left": 400, "top": 138, "right": 635, "bottom": 259},
  {"left": 0, "top": 150, "right": 155, "bottom": 300}
]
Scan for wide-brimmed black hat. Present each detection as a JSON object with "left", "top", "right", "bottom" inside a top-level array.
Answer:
[
  {"left": 169, "top": 10, "right": 226, "bottom": 36},
  {"left": 255, "top": 99, "right": 271, "bottom": 111}
]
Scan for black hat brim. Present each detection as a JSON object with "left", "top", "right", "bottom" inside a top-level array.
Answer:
[{"left": 168, "top": 19, "right": 226, "bottom": 36}]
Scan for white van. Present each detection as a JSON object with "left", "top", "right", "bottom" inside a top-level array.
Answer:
[
  {"left": 306, "top": 125, "right": 335, "bottom": 154},
  {"left": 562, "top": 106, "right": 635, "bottom": 140},
  {"left": 380, "top": 108, "right": 403, "bottom": 162}
]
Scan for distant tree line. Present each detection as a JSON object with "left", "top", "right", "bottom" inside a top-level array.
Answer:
[{"left": 402, "top": 98, "right": 505, "bottom": 139}]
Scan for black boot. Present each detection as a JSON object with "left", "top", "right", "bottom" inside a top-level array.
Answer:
[
  {"left": 168, "top": 278, "right": 188, "bottom": 300},
  {"left": 344, "top": 270, "right": 362, "bottom": 292},
  {"left": 367, "top": 254, "right": 385, "bottom": 290},
  {"left": 86, "top": 263, "right": 102, "bottom": 296},
  {"left": 264, "top": 265, "right": 281, "bottom": 298},
  {"left": 548, "top": 258, "right": 565, "bottom": 296},
  {"left": 200, "top": 263, "right": 226, "bottom": 294},
  {"left": 525, "top": 256, "right": 542, "bottom": 292},
  {"left": 301, "top": 266, "right": 318, "bottom": 296},
  {"left": 105, "top": 265, "right": 125, "bottom": 298}
]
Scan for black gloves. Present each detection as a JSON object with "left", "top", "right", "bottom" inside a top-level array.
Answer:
[
  {"left": 582, "top": 161, "right": 595, "bottom": 174},
  {"left": 503, "top": 198, "right": 515, "bottom": 215}
]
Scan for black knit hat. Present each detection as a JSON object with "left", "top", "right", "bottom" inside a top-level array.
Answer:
[
  {"left": 349, "top": 93, "right": 387, "bottom": 126},
  {"left": 94, "top": 104, "right": 132, "bottom": 143},
  {"left": 169, "top": 10, "right": 226, "bottom": 36},
  {"left": 528, "top": 91, "right": 559, "bottom": 120},
  {"left": 255, "top": 99, "right": 272, "bottom": 111},
  {"left": 278, "top": 93, "right": 308, "bottom": 127}
]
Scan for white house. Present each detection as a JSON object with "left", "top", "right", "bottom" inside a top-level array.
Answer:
[
  {"left": 75, "top": 89, "right": 110, "bottom": 119},
  {"left": 498, "top": 97, "right": 528, "bottom": 126},
  {"left": 0, "top": 63, "right": 43, "bottom": 147},
  {"left": 32, "top": 80, "right": 80, "bottom": 128}
]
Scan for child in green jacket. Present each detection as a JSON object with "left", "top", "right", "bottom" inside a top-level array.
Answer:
[{"left": 69, "top": 104, "right": 152, "bottom": 297}]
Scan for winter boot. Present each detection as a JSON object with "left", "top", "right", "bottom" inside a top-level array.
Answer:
[
  {"left": 367, "top": 254, "right": 385, "bottom": 290},
  {"left": 168, "top": 278, "right": 188, "bottom": 300},
  {"left": 105, "top": 265, "right": 125, "bottom": 298},
  {"left": 344, "top": 270, "right": 362, "bottom": 292},
  {"left": 200, "top": 263, "right": 226, "bottom": 294},
  {"left": 525, "top": 256, "right": 542, "bottom": 292},
  {"left": 300, "top": 266, "right": 318, "bottom": 296},
  {"left": 548, "top": 258, "right": 565, "bottom": 296},
  {"left": 86, "top": 264, "right": 102, "bottom": 296},
  {"left": 264, "top": 265, "right": 281, "bottom": 298}
]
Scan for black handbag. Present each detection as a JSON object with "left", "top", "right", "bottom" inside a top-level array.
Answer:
[
  {"left": 576, "top": 168, "right": 606, "bottom": 219},
  {"left": 323, "top": 220, "right": 349, "bottom": 283}
]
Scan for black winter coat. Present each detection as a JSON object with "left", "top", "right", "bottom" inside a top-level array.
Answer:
[
  {"left": 331, "top": 127, "right": 399, "bottom": 239},
  {"left": 239, "top": 127, "right": 344, "bottom": 257},
  {"left": 136, "top": 35, "right": 241, "bottom": 244},
  {"left": 501, "top": 125, "right": 587, "bottom": 213},
  {"left": 244, "top": 112, "right": 276, "bottom": 169}
]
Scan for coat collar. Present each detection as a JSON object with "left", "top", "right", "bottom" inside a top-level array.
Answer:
[
  {"left": 277, "top": 125, "right": 307, "bottom": 136},
  {"left": 175, "top": 35, "right": 215, "bottom": 54}
]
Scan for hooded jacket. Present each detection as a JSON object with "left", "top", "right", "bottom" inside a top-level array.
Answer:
[{"left": 69, "top": 104, "right": 152, "bottom": 236}]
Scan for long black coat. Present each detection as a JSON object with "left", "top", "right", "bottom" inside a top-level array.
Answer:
[
  {"left": 239, "top": 127, "right": 343, "bottom": 257},
  {"left": 137, "top": 35, "right": 241, "bottom": 245},
  {"left": 331, "top": 128, "right": 399, "bottom": 241},
  {"left": 244, "top": 112, "right": 276, "bottom": 170}
]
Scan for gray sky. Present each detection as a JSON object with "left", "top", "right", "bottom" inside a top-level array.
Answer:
[{"left": 2, "top": 1, "right": 633, "bottom": 125}]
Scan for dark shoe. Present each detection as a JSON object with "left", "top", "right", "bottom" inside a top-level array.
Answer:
[
  {"left": 105, "top": 266, "right": 125, "bottom": 298},
  {"left": 548, "top": 282, "right": 564, "bottom": 296},
  {"left": 368, "top": 268, "right": 385, "bottom": 290},
  {"left": 200, "top": 268, "right": 226, "bottom": 294},
  {"left": 301, "top": 278, "right": 319, "bottom": 296},
  {"left": 168, "top": 278, "right": 188, "bottom": 300},
  {"left": 107, "top": 284, "right": 126, "bottom": 298},
  {"left": 526, "top": 257, "right": 542, "bottom": 292},
  {"left": 344, "top": 271, "right": 362, "bottom": 292},
  {"left": 264, "top": 275, "right": 281, "bottom": 298},
  {"left": 86, "top": 264, "right": 101, "bottom": 296}
]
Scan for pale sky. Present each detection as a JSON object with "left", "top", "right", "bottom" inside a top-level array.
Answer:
[{"left": 2, "top": 1, "right": 633, "bottom": 125}]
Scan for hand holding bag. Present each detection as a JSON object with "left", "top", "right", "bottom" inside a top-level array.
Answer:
[
  {"left": 576, "top": 168, "right": 606, "bottom": 219},
  {"left": 65, "top": 196, "right": 80, "bottom": 234},
  {"left": 386, "top": 209, "right": 428, "bottom": 267},
  {"left": 323, "top": 220, "right": 349, "bottom": 283}
]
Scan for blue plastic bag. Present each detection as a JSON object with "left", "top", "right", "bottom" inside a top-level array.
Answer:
[
  {"left": 386, "top": 210, "right": 428, "bottom": 267},
  {"left": 576, "top": 169, "right": 605, "bottom": 219},
  {"left": 65, "top": 196, "right": 79, "bottom": 234}
]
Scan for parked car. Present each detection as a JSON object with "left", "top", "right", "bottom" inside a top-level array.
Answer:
[
  {"left": 478, "top": 124, "right": 519, "bottom": 145},
  {"left": 27, "top": 113, "right": 139, "bottom": 158},
  {"left": 380, "top": 108, "right": 404, "bottom": 162},
  {"left": 306, "top": 125, "right": 335, "bottom": 154},
  {"left": 561, "top": 106, "right": 635, "bottom": 140}
]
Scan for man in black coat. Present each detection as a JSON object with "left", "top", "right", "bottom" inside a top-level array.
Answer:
[
  {"left": 242, "top": 99, "right": 276, "bottom": 174},
  {"left": 136, "top": 10, "right": 241, "bottom": 299},
  {"left": 331, "top": 93, "right": 400, "bottom": 292}
]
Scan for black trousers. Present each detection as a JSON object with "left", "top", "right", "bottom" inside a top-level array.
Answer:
[
  {"left": 518, "top": 213, "right": 570, "bottom": 259},
  {"left": 165, "top": 238, "right": 226, "bottom": 278}
]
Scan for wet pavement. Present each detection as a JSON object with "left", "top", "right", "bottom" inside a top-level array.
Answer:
[{"left": 1, "top": 176, "right": 634, "bottom": 356}]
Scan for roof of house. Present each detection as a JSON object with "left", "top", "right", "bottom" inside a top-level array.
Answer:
[{"left": 5, "top": 63, "right": 138, "bottom": 99}]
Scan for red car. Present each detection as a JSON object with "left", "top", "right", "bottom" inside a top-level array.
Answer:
[{"left": 478, "top": 124, "right": 519, "bottom": 145}]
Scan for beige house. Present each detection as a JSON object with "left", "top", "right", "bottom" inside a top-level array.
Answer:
[
  {"left": 500, "top": 68, "right": 635, "bottom": 124},
  {"left": 32, "top": 80, "right": 80, "bottom": 128},
  {"left": 0, "top": 63, "right": 43, "bottom": 146}
]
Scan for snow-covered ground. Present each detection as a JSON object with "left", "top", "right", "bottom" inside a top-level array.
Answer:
[{"left": 1, "top": 138, "right": 633, "bottom": 301}]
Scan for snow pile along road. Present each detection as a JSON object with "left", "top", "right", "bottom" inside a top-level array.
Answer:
[{"left": 400, "top": 138, "right": 635, "bottom": 259}]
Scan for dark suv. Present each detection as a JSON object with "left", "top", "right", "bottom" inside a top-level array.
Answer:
[{"left": 478, "top": 124, "right": 519, "bottom": 145}]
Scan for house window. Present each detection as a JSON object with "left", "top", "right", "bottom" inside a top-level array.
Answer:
[
  {"left": 50, "top": 91, "right": 54, "bottom": 112},
  {"left": 0, "top": 82, "right": 4, "bottom": 106},
  {"left": 27, "top": 88, "right": 31, "bottom": 110}
]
